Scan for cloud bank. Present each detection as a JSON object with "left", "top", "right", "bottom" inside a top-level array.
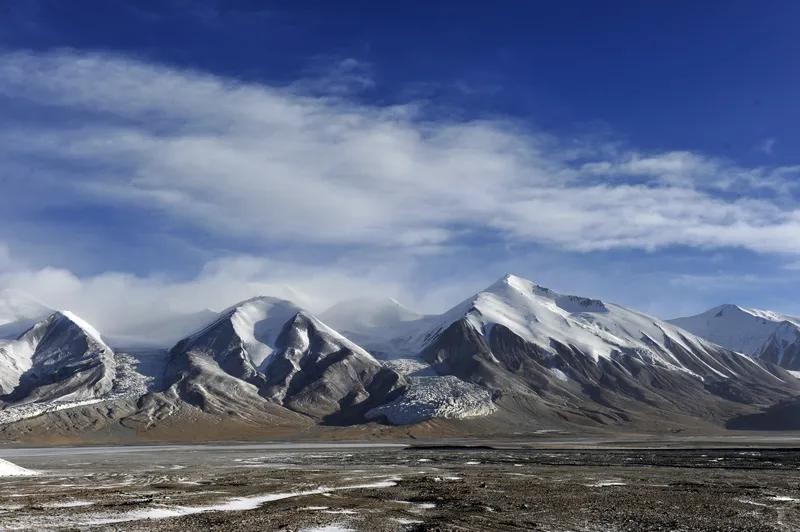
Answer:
[
  {"left": 2, "top": 49, "right": 800, "bottom": 255},
  {"left": 0, "top": 49, "right": 799, "bottom": 330}
]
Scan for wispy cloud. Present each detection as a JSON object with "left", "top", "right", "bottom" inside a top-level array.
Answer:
[
  {"left": 757, "top": 137, "right": 777, "bottom": 155},
  {"left": 0, "top": 253, "right": 420, "bottom": 335},
  {"left": 1, "top": 50, "right": 799, "bottom": 258},
  {"left": 0, "top": 49, "right": 800, "bottom": 328}
]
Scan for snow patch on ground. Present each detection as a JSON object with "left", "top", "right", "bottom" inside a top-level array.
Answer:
[
  {"left": 739, "top": 498, "right": 769, "bottom": 507},
  {"left": 365, "top": 375, "right": 495, "bottom": 425},
  {"left": 585, "top": 479, "right": 626, "bottom": 487},
  {"left": 0, "top": 458, "right": 36, "bottom": 477},
  {"left": 393, "top": 518, "right": 424, "bottom": 524},
  {"left": 42, "top": 500, "right": 94, "bottom": 508},
  {"left": 82, "top": 479, "right": 399, "bottom": 525},
  {"left": 300, "top": 525, "right": 355, "bottom": 532}
]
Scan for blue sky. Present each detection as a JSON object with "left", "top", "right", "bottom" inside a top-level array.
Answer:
[{"left": 1, "top": 0, "right": 799, "bottom": 331}]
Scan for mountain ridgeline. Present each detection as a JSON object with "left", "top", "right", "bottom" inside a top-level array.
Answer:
[
  {"left": 670, "top": 304, "right": 800, "bottom": 371},
  {"left": 0, "top": 274, "right": 799, "bottom": 441}
]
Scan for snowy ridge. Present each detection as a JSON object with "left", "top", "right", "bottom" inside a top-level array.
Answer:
[
  {"left": 166, "top": 295, "right": 401, "bottom": 419},
  {"left": 670, "top": 304, "right": 800, "bottom": 356},
  {"left": 671, "top": 304, "right": 800, "bottom": 370},
  {"left": 0, "top": 276, "right": 798, "bottom": 431},
  {"left": 0, "top": 311, "right": 113, "bottom": 396},
  {"left": 58, "top": 310, "right": 106, "bottom": 346},
  {"left": 181, "top": 296, "right": 377, "bottom": 371},
  {"left": 387, "top": 274, "right": 748, "bottom": 380},
  {"left": 227, "top": 297, "right": 303, "bottom": 368},
  {"left": 0, "top": 311, "right": 146, "bottom": 417}
]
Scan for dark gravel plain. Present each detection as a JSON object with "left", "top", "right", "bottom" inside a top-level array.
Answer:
[{"left": 0, "top": 443, "right": 798, "bottom": 531}]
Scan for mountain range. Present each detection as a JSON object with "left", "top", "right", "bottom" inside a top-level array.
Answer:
[{"left": 0, "top": 274, "right": 798, "bottom": 443}]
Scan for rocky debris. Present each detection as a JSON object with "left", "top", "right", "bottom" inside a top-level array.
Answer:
[{"left": 366, "top": 375, "right": 496, "bottom": 425}]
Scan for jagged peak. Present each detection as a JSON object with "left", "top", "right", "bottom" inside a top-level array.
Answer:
[
  {"left": 12, "top": 310, "right": 111, "bottom": 354},
  {"left": 39, "top": 311, "right": 105, "bottom": 343},
  {"left": 482, "top": 274, "right": 606, "bottom": 313},
  {"left": 487, "top": 273, "right": 546, "bottom": 295}
]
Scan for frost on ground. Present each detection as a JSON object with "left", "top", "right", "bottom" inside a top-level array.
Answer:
[
  {"left": 0, "top": 458, "right": 36, "bottom": 477},
  {"left": 366, "top": 375, "right": 496, "bottom": 425}
]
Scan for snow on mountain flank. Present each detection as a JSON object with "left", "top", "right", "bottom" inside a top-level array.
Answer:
[
  {"left": 670, "top": 304, "right": 800, "bottom": 355},
  {"left": 181, "top": 296, "right": 373, "bottom": 370},
  {"left": 0, "top": 311, "right": 115, "bottom": 397},
  {"left": 0, "top": 311, "right": 149, "bottom": 424},
  {"left": 0, "top": 275, "right": 797, "bottom": 433},
  {"left": 409, "top": 274, "right": 751, "bottom": 378},
  {"left": 671, "top": 304, "right": 800, "bottom": 370},
  {"left": 165, "top": 295, "right": 401, "bottom": 419}
]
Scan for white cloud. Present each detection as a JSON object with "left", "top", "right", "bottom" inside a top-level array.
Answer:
[
  {"left": 0, "top": 252, "right": 424, "bottom": 338},
  {"left": 0, "top": 48, "right": 799, "bottom": 326},
  {"left": 1, "top": 49, "right": 798, "bottom": 258}
]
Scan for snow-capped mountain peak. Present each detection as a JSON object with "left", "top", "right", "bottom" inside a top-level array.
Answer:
[
  {"left": 670, "top": 304, "right": 800, "bottom": 353},
  {"left": 671, "top": 304, "right": 800, "bottom": 369},
  {"left": 53, "top": 310, "right": 107, "bottom": 346},
  {"left": 0, "top": 278, "right": 799, "bottom": 435},
  {"left": 454, "top": 275, "right": 699, "bottom": 366},
  {"left": 165, "top": 294, "right": 405, "bottom": 419},
  {"left": 0, "top": 310, "right": 117, "bottom": 404},
  {"left": 14, "top": 310, "right": 111, "bottom": 357}
]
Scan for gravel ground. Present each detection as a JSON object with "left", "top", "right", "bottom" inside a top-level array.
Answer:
[{"left": 0, "top": 444, "right": 798, "bottom": 531}]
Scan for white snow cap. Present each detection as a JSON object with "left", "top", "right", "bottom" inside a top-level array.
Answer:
[{"left": 670, "top": 304, "right": 800, "bottom": 356}]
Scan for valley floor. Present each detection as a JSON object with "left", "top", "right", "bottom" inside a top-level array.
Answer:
[{"left": 0, "top": 442, "right": 798, "bottom": 531}]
